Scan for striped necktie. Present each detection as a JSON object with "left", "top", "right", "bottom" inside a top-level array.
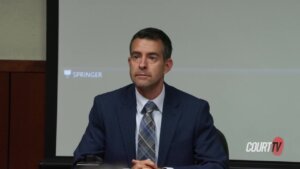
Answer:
[{"left": 137, "top": 101, "right": 157, "bottom": 162}]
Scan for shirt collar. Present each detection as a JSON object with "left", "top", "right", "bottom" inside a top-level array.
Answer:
[{"left": 135, "top": 85, "right": 165, "bottom": 114}]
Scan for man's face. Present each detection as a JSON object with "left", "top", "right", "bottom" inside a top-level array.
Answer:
[{"left": 128, "top": 38, "right": 173, "bottom": 93}]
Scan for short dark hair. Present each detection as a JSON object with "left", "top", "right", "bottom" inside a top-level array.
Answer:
[{"left": 129, "top": 27, "right": 172, "bottom": 60}]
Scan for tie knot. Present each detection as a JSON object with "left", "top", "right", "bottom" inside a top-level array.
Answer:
[{"left": 142, "top": 101, "right": 157, "bottom": 114}]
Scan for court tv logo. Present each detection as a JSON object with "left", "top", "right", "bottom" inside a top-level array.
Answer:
[{"left": 245, "top": 137, "right": 284, "bottom": 156}]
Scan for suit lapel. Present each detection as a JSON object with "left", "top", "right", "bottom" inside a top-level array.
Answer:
[
  {"left": 157, "top": 84, "right": 182, "bottom": 166},
  {"left": 116, "top": 84, "right": 137, "bottom": 166}
]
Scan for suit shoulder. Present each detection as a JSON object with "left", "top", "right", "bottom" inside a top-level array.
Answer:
[
  {"left": 94, "top": 84, "right": 134, "bottom": 101},
  {"left": 167, "top": 84, "right": 209, "bottom": 105}
]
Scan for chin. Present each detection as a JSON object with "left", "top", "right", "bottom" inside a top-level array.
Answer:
[
  {"left": 134, "top": 83, "right": 148, "bottom": 89},
  {"left": 133, "top": 81, "right": 152, "bottom": 89}
]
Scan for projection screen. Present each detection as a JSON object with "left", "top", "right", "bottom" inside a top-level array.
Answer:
[{"left": 55, "top": 0, "right": 300, "bottom": 162}]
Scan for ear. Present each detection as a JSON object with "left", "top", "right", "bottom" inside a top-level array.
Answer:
[
  {"left": 128, "top": 56, "right": 131, "bottom": 65},
  {"left": 164, "top": 58, "right": 173, "bottom": 74}
]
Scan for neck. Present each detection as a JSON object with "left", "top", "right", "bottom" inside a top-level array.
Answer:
[{"left": 136, "top": 83, "right": 164, "bottom": 100}]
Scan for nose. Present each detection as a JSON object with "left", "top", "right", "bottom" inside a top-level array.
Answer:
[{"left": 138, "top": 56, "right": 147, "bottom": 69}]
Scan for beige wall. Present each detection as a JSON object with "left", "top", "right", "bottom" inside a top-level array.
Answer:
[{"left": 0, "top": 0, "right": 46, "bottom": 60}]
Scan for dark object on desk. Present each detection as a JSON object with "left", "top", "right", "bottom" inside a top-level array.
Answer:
[
  {"left": 75, "top": 155, "right": 103, "bottom": 169},
  {"left": 75, "top": 155, "right": 128, "bottom": 169}
]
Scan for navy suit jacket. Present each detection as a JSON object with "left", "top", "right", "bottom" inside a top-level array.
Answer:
[{"left": 74, "top": 83, "right": 228, "bottom": 169}]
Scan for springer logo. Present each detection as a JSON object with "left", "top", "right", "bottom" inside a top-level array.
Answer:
[
  {"left": 63, "top": 69, "right": 102, "bottom": 79},
  {"left": 64, "top": 69, "right": 72, "bottom": 78},
  {"left": 245, "top": 137, "right": 284, "bottom": 156}
]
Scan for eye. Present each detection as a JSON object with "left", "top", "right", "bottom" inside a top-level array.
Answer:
[
  {"left": 148, "top": 54, "right": 158, "bottom": 62},
  {"left": 131, "top": 53, "right": 141, "bottom": 60}
]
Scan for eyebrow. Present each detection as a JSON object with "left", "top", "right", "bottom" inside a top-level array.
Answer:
[
  {"left": 147, "top": 52, "right": 159, "bottom": 56},
  {"left": 130, "top": 51, "right": 141, "bottom": 55},
  {"left": 130, "top": 51, "right": 159, "bottom": 56}
]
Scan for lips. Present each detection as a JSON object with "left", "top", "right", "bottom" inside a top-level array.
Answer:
[{"left": 135, "top": 73, "right": 150, "bottom": 78}]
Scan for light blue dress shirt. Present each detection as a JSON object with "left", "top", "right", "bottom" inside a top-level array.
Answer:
[{"left": 135, "top": 85, "right": 165, "bottom": 163}]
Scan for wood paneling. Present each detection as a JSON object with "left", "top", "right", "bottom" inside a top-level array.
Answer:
[
  {"left": 0, "top": 60, "right": 46, "bottom": 169},
  {"left": 0, "top": 60, "right": 45, "bottom": 72},
  {"left": 0, "top": 73, "right": 9, "bottom": 169},
  {"left": 9, "top": 73, "right": 45, "bottom": 169}
]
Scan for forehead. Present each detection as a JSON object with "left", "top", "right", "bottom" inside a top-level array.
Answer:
[{"left": 131, "top": 38, "right": 164, "bottom": 53}]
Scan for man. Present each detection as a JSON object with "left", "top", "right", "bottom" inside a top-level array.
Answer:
[{"left": 74, "top": 28, "right": 229, "bottom": 169}]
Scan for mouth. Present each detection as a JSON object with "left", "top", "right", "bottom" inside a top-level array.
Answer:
[{"left": 135, "top": 73, "right": 150, "bottom": 78}]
